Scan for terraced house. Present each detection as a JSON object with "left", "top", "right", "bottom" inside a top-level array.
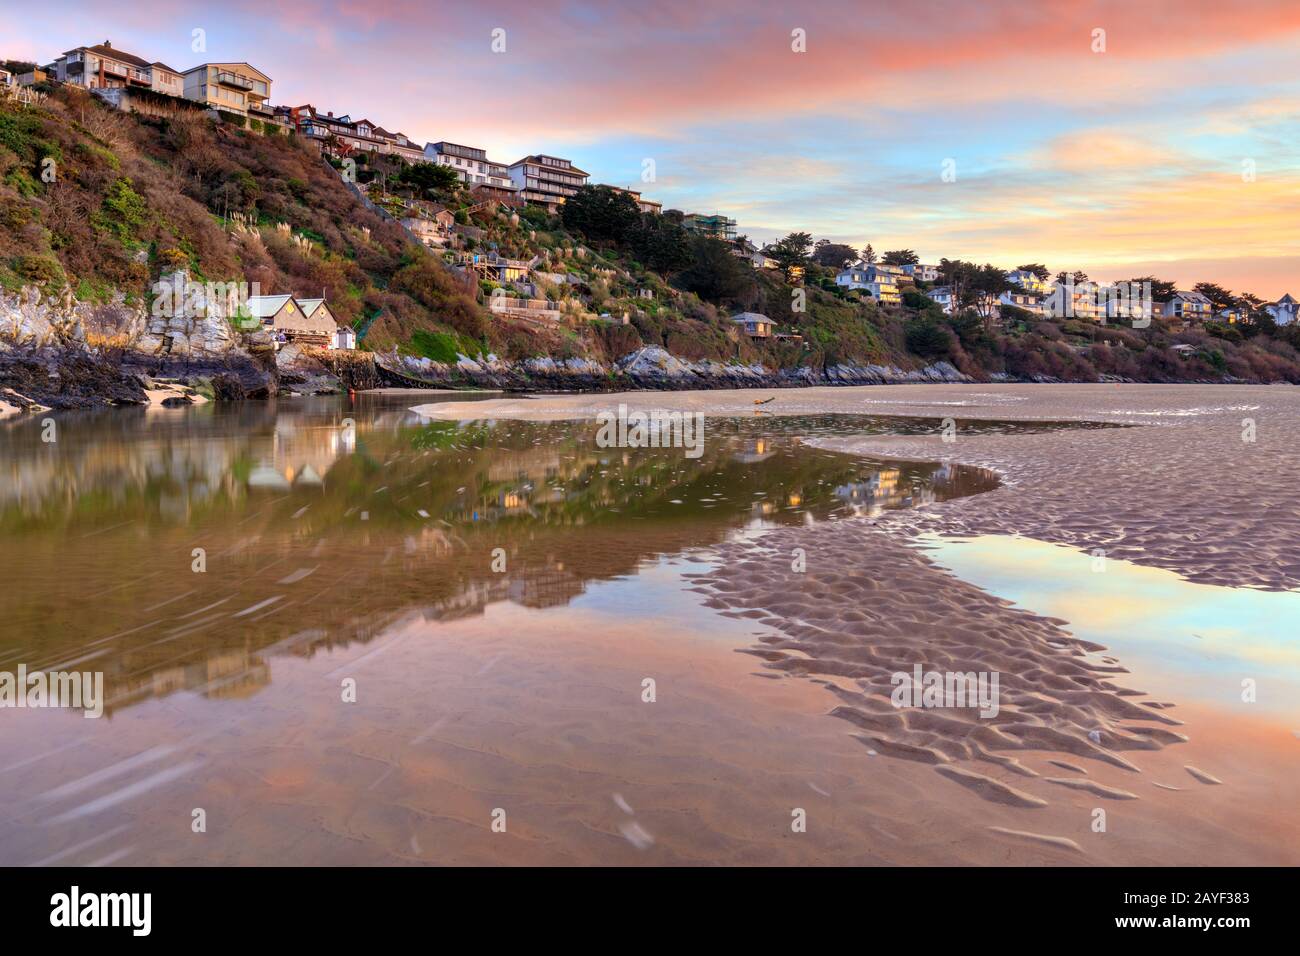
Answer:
[{"left": 284, "top": 105, "right": 423, "bottom": 161}]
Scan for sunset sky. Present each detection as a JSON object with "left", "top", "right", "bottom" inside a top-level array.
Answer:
[{"left": 5, "top": 0, "right": 1298, "bottom": 297}]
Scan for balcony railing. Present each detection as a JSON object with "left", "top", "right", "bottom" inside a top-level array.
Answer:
[{"left": 214, "top": 71, "right": 254, "bottom": 91}]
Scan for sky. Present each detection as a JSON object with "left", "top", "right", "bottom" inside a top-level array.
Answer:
[{"left": 4, "top": 0, "right": 1297, "bottom": 297}]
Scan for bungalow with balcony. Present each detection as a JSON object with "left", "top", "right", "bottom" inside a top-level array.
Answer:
[
  {"left": 466, "top": 253, "right": 530, "bottom": 284},
  {"left": 835, "top": 263, "right": 902, "bottom": 306},
  {"left": 1266, "top": 293, "right": 1298, "bottom": 326},
  {"left": 183, "top": 62, "right": 272, "bottom": 121},
  {"left": 732, "top": 312, "right": 773, "bottom": 338},
  {"left": 507, "top": 155, "right": 589, "bottom": 210},
  {"left": 1162, "top": 290, "right": 1213, "bottom": 324}
]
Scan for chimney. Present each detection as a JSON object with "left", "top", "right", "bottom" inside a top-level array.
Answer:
[
  {"left": 327, "top": 111, "right": 333, "bottom": 117},
  {"left": 104, "top": 40, "right": 111, "bottom": 48}
]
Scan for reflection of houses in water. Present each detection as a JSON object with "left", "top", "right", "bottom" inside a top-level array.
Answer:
[
  {"left": 412, "top": 560, "right": 585, "bottom": 620},
  {"left": 419, "top": 579, "right": 508, "bottom": 622},
  {"left": 507, "top": 565, "right": 585, "bottom": 609},
  {"left": 732, "top": 438, "right": 775, "bottom": 464},
  {"left": 834, "top": 468, "right": 937, "bottom": 514},
  {"left": 247, "top": 421, "right": 355, "bottom": 490},
  {"left": 121, "top": 648, "right": 271, "bottom": 709}
]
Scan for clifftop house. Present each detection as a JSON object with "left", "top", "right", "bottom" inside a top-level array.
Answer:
[
  {"left": 282, "top": 104, "right": 423, "bottom": 161},
  {"left": 182, "top": 62, "right": 272, "bottom": 121},
  {"left": 682, "top": 213, "right": 737, "bottom": 241},
  {"left": 1267, "top": 293, "right": 1298, "bottom": 326},
  {"left": 51, "top": 41, "right": 184, "bottom": 98},
  {"left": 424, "top": 142, "right": 518, "bottom": 202},
  {"left": 508, "top": 155, "right": 589, "bottom": 210},
  {"left": 836, "top": 262, "right": 903, "bottom": 306},
  {"left": 1163, "top": 290, "right": 1213, "bottom": 324},
  {"left": 607, "top": 186, "right": 663, "bottom": 215}
]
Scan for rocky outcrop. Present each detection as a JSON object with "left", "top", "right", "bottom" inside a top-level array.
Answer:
[
  {"left": 0, "top": 347, "right": 148, "bottom": 409},
  {"left": 377, "top": 345, "right": 973, "bottom": 392},
  {"left": 1, "top": 282, "right": 277, "bottom": 408}
]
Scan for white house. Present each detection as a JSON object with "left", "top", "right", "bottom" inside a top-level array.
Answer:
[
  {"left": 423, "top": 141, "right": 517, "bottom": 193},
  {"left": 926, "top": 286, "right": 956, "bottom": 314},
  {"left": 998, "top": 289, "right": 1045, "bottom": 317},
  {"left": 1266, "top": 293, "right": 1297, "bottom": 326},
  {"left": 836, "top": 263, "right": 902, "bottom": 305}
]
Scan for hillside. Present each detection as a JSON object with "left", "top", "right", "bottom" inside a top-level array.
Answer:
[{"left": 3, "top": 82, "right": 1300, "bottom": 408}]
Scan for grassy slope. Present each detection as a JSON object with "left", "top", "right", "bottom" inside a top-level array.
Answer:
[{"left": 4, "top": 86, "right": 1299, "bottom": 383}]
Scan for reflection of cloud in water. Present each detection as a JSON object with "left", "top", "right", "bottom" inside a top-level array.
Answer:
[{"left": 923, "top": 534, "right": 1300, "bottom": 718}]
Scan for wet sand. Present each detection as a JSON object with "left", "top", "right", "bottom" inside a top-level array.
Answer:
[{"left": 416, "top": 384, "right": 1300, "bottom": 863}]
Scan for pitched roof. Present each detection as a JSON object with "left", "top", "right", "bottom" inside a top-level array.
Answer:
[
  {"left": 183, "top": 62, "right": 271, "bottom": 82},
  {"left": 1275, "top": 293, "right": 1297, "bottom": 305},
  {"left": 296, "top": 298, "right": 325, "bottom": 315},
  {"left": 151, "top": 61, "right": 181, "bottom": 74},
  {"left": 64, "top": 43, "right": 153, "bottom": 70},
  {"left": 245, "top": 294, "right": 294, "bottom": 318},
  {"left": 732, "top": 312, "right": 772, "bottom": 323}
]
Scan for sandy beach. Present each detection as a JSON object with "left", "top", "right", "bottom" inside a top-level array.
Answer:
[{"left": 415, "top": 383, "right": 1300, "bottom": 864}]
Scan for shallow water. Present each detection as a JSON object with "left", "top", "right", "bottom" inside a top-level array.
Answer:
[
  {"left": 919, "top": 534, "right": 1300, "bottom": 722},
  {"left": 3, "top": 395, "right": 1172, "bottom": 865}
]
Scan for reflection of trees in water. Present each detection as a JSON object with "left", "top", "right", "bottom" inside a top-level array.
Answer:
[{"left": 0, "top": 397, "right": 1002, "bottom": 715}]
